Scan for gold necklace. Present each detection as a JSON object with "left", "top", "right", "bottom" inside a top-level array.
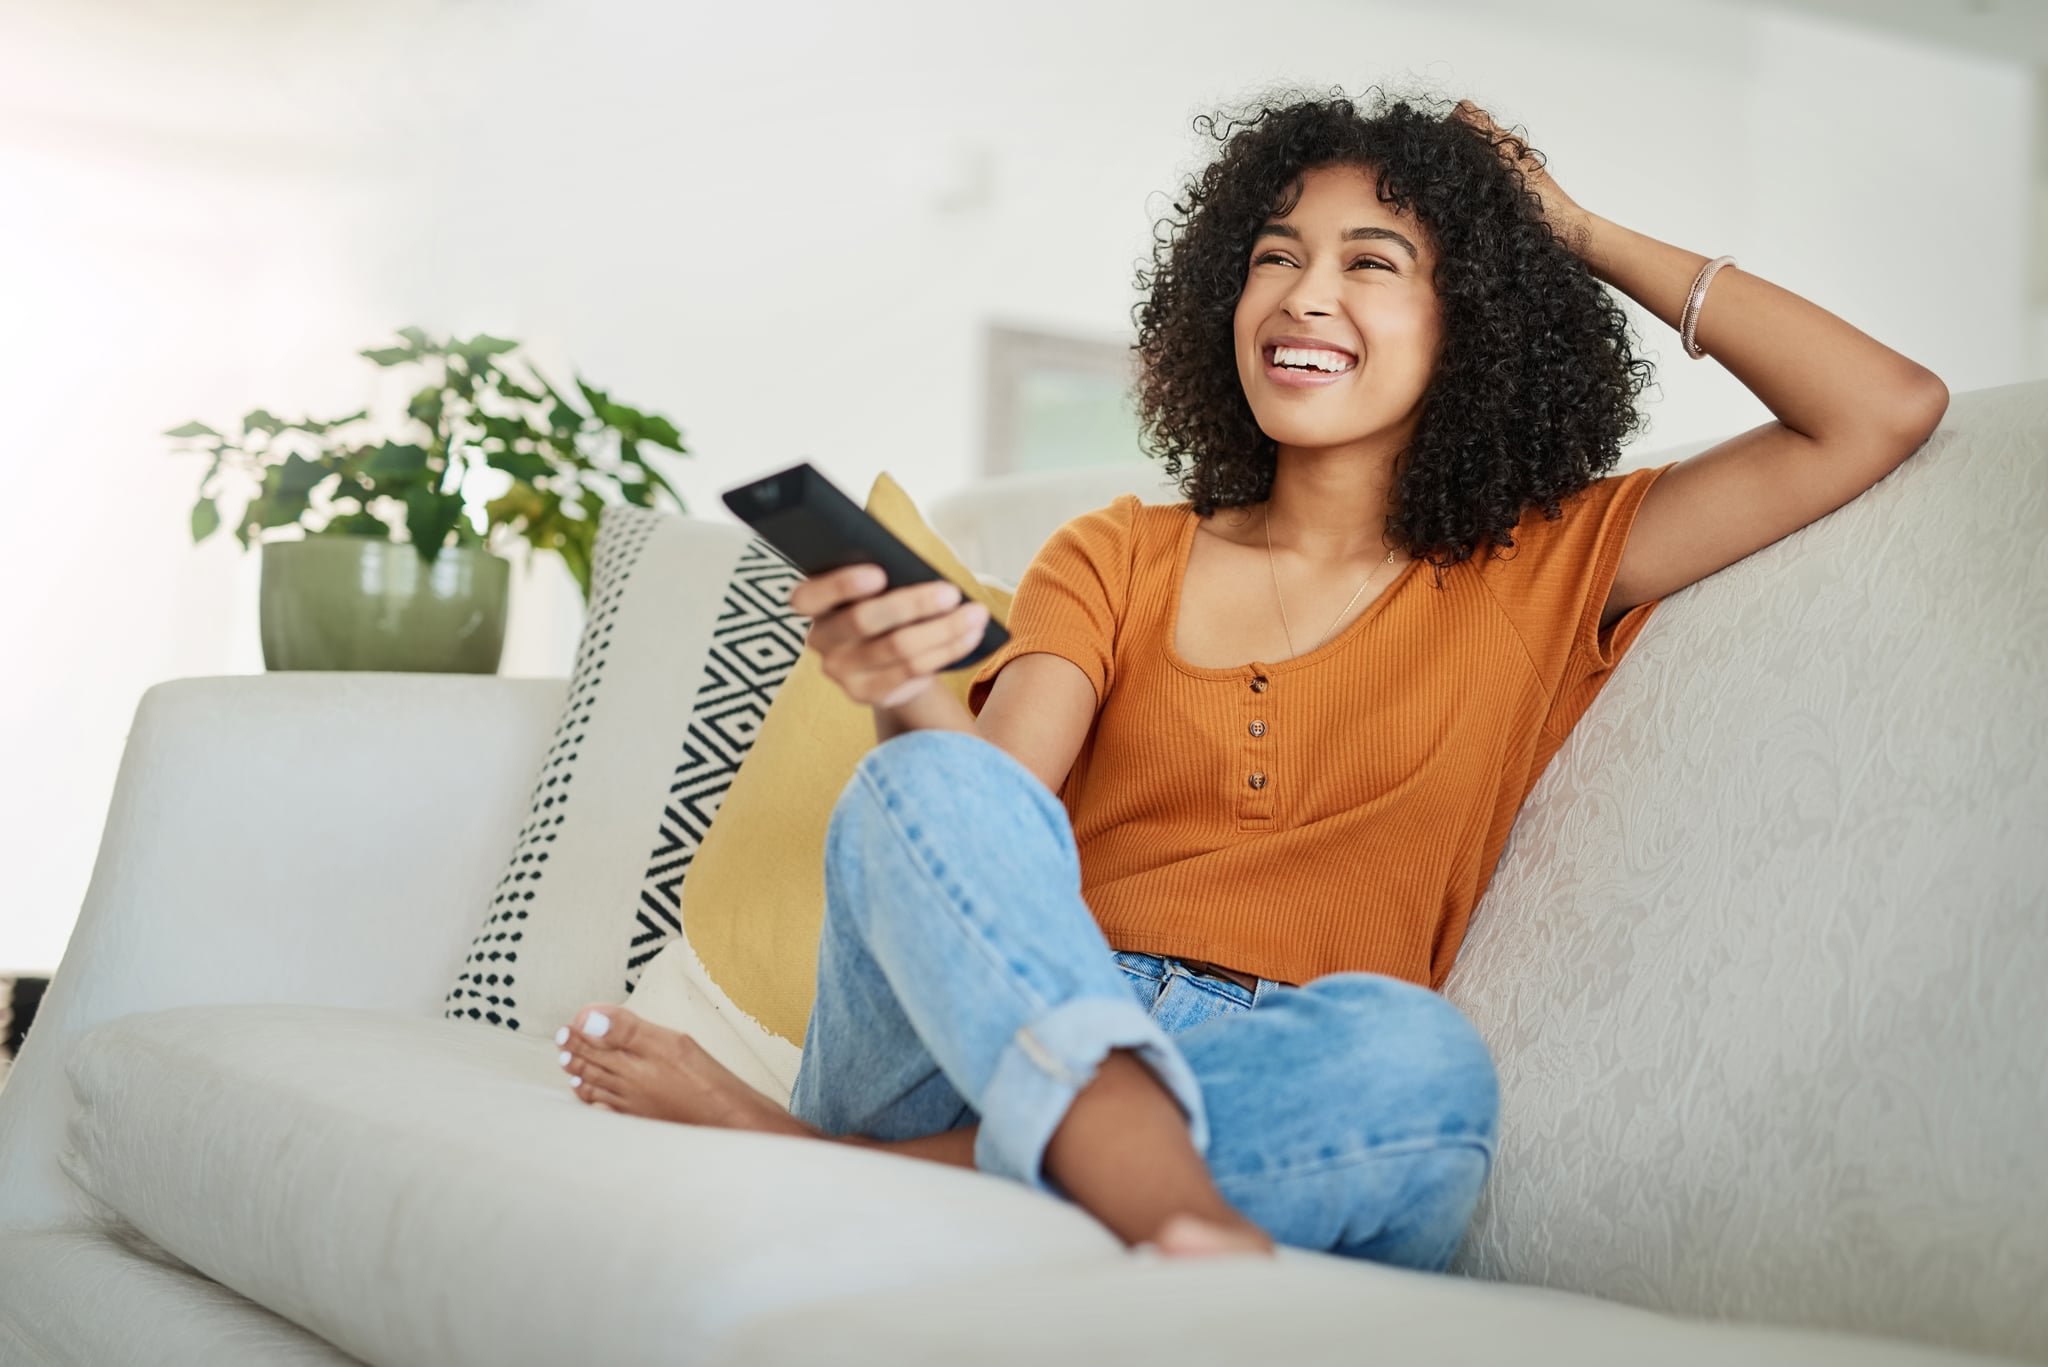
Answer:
[{"left": 1264, "top": 505, "right": 1399, "bottom": 659}]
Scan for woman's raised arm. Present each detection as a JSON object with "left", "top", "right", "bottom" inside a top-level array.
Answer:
[{"left": 1452, "top": 100, "right": 1948, "bottom": 622}]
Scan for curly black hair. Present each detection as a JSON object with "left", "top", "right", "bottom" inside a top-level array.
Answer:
[{"left": 1133, "top": 85, "right": 1656, "bottom": 583}]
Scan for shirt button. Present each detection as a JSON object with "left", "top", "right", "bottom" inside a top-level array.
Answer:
[
  {"left": 1248, "top": 720, "right": 1266, "bottom": 737},
  {"left": 1250, "top": 676, "right": 1268, "bottom": 694},
  {"left": 1248, "top": 771, "right": 1267, "bottom": 790}
]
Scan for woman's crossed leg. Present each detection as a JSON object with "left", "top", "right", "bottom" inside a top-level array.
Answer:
[{"left": 557, "top": 730, "right": 1496, "bottom": 1266}]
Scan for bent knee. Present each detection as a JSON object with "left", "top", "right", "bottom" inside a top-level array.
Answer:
[
  {"left": 836, "top": 728, "right": 1074, "bottom": 853},
  {"left": 856, "top": 728, "right": 1009, "bottom": 790},
  {"left": 1346, "top": 1143, "right": 1491, "bottom": 1271},
  {"left": 1301, "top": 974, "right": 1500, "bottom": 1148}
]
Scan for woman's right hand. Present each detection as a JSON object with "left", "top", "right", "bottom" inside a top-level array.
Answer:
[{"left": 789, "top": 564, "right": 990, "bottom": 710}]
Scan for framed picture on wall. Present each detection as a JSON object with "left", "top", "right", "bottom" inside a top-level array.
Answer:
[{"left": 982, "top": 324, "right": 1150, "bottom": 477}]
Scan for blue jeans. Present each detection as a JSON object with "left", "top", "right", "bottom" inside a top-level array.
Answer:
[{"left": 788, "top": 729, "right": 1499, "bottom": 1269}]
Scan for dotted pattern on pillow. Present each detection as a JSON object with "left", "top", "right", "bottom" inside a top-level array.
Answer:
[
  {"left": 443, "top": 509, "right": 660, "bottom": 1030},
  {"left": 626, "top": 541, "right": 808, "bottom": 986}
]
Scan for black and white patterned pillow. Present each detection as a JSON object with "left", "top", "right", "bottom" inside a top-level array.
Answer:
[
  {"left": 445, "top": 506, "right": 806, "bottom": 1036},
  {"left": 2, "top": 974, "right": 48, "bottom": 1069}
]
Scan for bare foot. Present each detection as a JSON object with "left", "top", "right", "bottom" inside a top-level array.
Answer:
[
  {"left": 557, "top": 1008, "right": 1276, "bottom": 1262},
  {"left": 1147, "top": 1213, "right": 1276, "bottom": 1259},
  {"left": 555, "top": 1004, "right": 818, "bottom": 1140}
]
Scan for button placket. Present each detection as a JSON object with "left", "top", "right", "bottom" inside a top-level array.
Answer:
[{"left": 1240, "top": 668, "right": 1274, "bottom": 824}]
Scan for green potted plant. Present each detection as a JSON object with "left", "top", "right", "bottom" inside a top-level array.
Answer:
[{"left": 168, "top": 327, "right": 690, "bottom": 672}]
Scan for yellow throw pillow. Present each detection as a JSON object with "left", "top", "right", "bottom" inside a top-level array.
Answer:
[{"left": 667, "top": 471, "right": 1013, "bottom": 1057}]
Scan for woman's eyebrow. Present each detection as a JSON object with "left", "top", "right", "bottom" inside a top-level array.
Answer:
[
  {"left": 1345, "top": 226, "right": 1419, "bottom": 260},
  {"left": 1255, "top": 221, "right": 1419, "bottom": 261}
]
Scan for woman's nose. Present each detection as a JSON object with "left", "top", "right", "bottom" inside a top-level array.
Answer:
[{"left": 1281, "top": 270, "right": 1338, "bottom": 318}]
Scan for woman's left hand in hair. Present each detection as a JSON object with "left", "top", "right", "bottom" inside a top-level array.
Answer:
[{"left": 1450, "top": 99, "right": 1596, "bottom": 256}]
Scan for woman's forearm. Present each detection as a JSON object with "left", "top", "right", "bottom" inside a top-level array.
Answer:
[
  {"left": 1577, "top": 212, "right": 1945, "bottom": 440},
  {"left": 873, "top": 681, "right": 978, "bottom": 745}
]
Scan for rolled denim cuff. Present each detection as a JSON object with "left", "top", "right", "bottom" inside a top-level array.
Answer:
[{"left": 973, "top": 994, "right": 1210, "bottom": 1193}]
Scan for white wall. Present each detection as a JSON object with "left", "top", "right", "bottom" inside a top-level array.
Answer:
[{"left": 0, "top": 0, "right": 2033, "bottom": 970}]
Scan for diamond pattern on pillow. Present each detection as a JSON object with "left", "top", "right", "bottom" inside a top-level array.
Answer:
[
  {"left": 627, "top": 541, "right": 807, "bottom": 985},
  {"left": 444, "top": 506, "right": 805, "bottom": 1036}
]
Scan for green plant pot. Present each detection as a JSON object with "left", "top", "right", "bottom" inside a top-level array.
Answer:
[{"left": 260, "top": 538, "right": 509, "bottom": 673}]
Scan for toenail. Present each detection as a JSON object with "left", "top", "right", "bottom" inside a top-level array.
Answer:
[
  {"left": 555, "top": 1027, "right": 570, "bottom": 1046},
  {"left": 571, "top": 1076, "right": 582, "bottom": 1087},
  {"left": 584, "top": 1012, "right": 611, "bottom": 1038},
  {"left": 559, "top": 1051, "right": 572, "bottom": 1066}
]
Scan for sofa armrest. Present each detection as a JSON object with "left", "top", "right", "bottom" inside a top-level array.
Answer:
[{"left": 0, "top": 671, "right": 563, "bottom": 1232}]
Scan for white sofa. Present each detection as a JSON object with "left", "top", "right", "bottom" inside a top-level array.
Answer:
[{"left": 2, "top": 380, "right": 2043, "bottom": 1367}]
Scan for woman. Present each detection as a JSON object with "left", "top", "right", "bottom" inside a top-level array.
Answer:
[{"left": 554, "top": 90, "right": 1948, "bottom": 1263}]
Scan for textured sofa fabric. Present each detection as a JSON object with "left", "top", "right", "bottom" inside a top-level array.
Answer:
[
  {"left": 702, "top": 1258, "right": 2006, "bottom": 1367},
  {"left": 61, "top": 1005, "right": 1118, "bottom": 1366},
  {"left": 60, "top": 1007, "right": 2008, "bottom": 1367},
  {"left": 1441, "top": 380, "right": 2048, "bottom": 1356},
  {"left": 0, "top": 1229, "right": 357, "bottom": 1367},
  {"left": 1, "top": 381, "right": 2042, "bottom": 1366},
  {"left": 0, "top": 674, "right": 569, "bottom": 1238}
]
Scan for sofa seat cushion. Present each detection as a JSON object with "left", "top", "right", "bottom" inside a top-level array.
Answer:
[
  {"left": 705, "top": 1252, "right": 2020, "bottom": 1367},
  {"left": 0, "top": 1227, "right": 355, "bottom": 1367},
  {"left": 61, "top": 1005, "right": 1120, "bottom": 1367},
  {"left": 56, "top": 1006, "right": 2023, "bottom": 1367}
]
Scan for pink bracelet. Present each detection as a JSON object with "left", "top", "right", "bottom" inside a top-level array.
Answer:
[{"left": 1680, "top": 255, "right": 1736, "bottom": 359}]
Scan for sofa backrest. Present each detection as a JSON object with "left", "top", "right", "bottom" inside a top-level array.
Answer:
[
  {"left": 927, "top": 386, "right": 2048, "bottom": 1362},
  {"left": 1440, "top": 379, "right": 2048, "bottom": 1363},
  {"left": 924, "top": 464, "right": 1184, "bottom": 588}
]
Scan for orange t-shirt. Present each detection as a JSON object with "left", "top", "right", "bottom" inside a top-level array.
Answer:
[{"left": 966, "top": 463, "right": 1676, "bottom": 990}]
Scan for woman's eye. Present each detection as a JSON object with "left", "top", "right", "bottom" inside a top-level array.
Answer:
[
  {"left": 1252, "top": 252, "right": 1293, "bottom": 267},
  {"left": 1352, "top": 257, "right": 1391, "bottom": 271}
]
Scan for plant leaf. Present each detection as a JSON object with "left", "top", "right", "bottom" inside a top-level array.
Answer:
[
  {"left": 479, "top": 412, "right": 539, "bottom": 445},
  {"left": 493, "top": 374, "right": 543, "bottom": 403},
  {"left": 404, "top": 486, "right": 466, "bottom": 560},
  {"left": 486, "top": 447, "right": 554, "bottom": 484},
  {"left": 635, "top": 459, "right": 686, "bottom": 511},
  {"left": 165, "top": 420, "right": 220, "bottom": 440},
  {"left": 365, "top": 442, "right": 430, "bottom": 478},
  {"left": 456, "top": 333, "right": 519, "bottom": 359},
  {"left": 330, "top": 475, "right": 372, "bottom": 506},
  {"left": 320, "top": 511, "right": 391, "bottom": 538},
  {"left": 636, "top": 412, "right": 686, "bottom": 451},
  {"left": 253, "top": 492, "right": 309, "bottom": 530},
  {"left": 575, "top": 378, "right": 618, "bottom": 424},
  {"left": 407, "top": 386, "right": 444, "bottom": 427},
  {"left": 275, "top": 452, "right": 328, "bottom": 499},
  {"left": 242, "top": 408, "right": 286, "bottom": 437},
  {"left": 190, "top": 497, "right": 221, "bottom": 543},
  {"left": 556, "top": 521, "right": 595, "bottom": 601}
]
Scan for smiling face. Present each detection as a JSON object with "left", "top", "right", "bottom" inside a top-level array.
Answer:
[{"left": 1232, "top": 163, "right": 1444, "bottom": 458}]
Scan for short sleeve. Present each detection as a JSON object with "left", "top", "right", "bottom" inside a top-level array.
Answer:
[
  {"left": 1478, "top": 462, "right": 1677, "bottom": 740},
  {"left": 966, "top": 494, "right": 1137, "bottom": 717}
]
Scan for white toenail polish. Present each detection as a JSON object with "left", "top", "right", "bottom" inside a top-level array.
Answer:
[
  {"left": 559, "top": 1051, "right": 572, "bottom": 1066},
  {"left": 571, "top": 1076, "right": 582, "bottom": 1087},
  {"left": 585, "top": 1012, "right": 611, "bottom": 1038},
  {"left": 555, "top": 1027, "right": 569, "bottom": 1046}
]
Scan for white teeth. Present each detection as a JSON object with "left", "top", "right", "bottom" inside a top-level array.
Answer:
[{"left": 1272, "top": 346, "right": 1355, "bottom": 373}]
